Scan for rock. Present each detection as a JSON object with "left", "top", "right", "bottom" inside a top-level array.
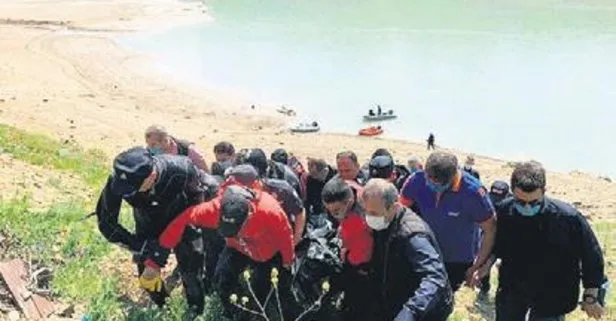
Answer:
[
  {"left": 42, "top": 99, "right": 48, "bottom": 103},
  {"left": 599, "top": 176, "right": 612, "bottom": 183},
  {"left": 58, "top": 149, "right": 71, "bottom": 157},
  {"left": 0, "top": 99, "right": 5, "bottom": 103},
  {"left": 10, "top": 97, "right": 15, "bottom": 100},
  {"left": 213, "top": 129, "right": 218, "bottom": 133},
  {"left": 7, "top": 310, "right": 20, "bottom": 321},
  {"left": 55, "top": 303, "right": 75, "bottom": 317},
  {"left": 69, "top": 119, "right": 74, "bottom": 124}
]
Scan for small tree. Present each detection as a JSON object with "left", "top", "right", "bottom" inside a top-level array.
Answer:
[{"left": 228, "top": 268, "right": 331, "bottom": 321}]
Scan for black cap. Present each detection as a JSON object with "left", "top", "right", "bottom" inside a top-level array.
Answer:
[
  {"left": 271, "top": 148, "right": 289, "bottom": 164},
  {"left": 237, "top": 148, "right": 268, "bottom": 176},
  {"left": 226, "top": 164, "right": 259, "bottom": 185},
  {"left": 371, "top": 148, "right": 392, "bottom": 160},
  {"left": 369, "top": 155, "right": 395, "bottom": 179},
  {"left": 110, "top": 147, "right": 153, "bottom": 197},
  {"left": 489, "top": 180, "right": 510, "bottom": 202},
  {"left": 219, "top": 186, "right": 255, "bottom": 237}
]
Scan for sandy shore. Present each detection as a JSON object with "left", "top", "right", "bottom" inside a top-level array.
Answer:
[{"left": 0, "top": 0, "right": 614, "bottom": 221}]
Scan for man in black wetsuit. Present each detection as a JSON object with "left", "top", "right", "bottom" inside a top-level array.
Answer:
[{"left": 95, "top": 147, "right": 219, "bottom": 318}]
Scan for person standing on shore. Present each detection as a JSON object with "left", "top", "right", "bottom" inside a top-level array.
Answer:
[
  {"left": 474, "top": 161, "right": 607, "bottom": 321},
  {"left": 427, "top": 133, "right": 436, "bottom": 150},
  {"left": 145, "top": 125, "right": 209, "bottom": 172},
  {"left": 399, "top": 151, "right": 496, "bottom": 293}
]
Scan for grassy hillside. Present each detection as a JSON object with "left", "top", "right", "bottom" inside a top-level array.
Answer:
[{"left": 0, "top": 124, "right": 613, "bottom": 320}]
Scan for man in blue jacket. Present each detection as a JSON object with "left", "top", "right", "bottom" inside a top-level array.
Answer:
[{"left": 362, "top": 179, "right": 453, "bottom": 321}]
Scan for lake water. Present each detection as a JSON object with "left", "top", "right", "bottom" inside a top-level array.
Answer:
[{"left": 119, "top": 0, "right": 616, "bottom": 178}]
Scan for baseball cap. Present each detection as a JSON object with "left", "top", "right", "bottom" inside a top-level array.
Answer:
[
  {"left": 489, "top": 180, "right": 510, "bottom": 202},
  {"left": 110, "top": 147, "right": 154, "bottom": 197},
  {"left": 219, "top": 186, "right": 255, "bottom": 238},
  {"left": 369, "top": 155, "right": 395, "bottom": 179},
  {"left": 271, "top": 148, "right": 289, "bottom": 164},
  {"left": 225, "top": 164, "right": 259, "bottom": 186}
]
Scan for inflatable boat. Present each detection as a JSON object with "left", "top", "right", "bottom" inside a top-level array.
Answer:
[{"left": 358, "top": 126, "right": 383, "bottom": 136}]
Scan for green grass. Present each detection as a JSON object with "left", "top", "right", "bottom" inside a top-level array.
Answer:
[
  {"left": 0, "top": 124, "right": 109, "bottom": 189},
  {"left": 0, "top": 197, "right": 110, "bottom": 302}
]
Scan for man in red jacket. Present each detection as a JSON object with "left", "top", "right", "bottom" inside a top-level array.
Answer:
[
  {"left": 321, "top": 177, "right": 374, "bottom": 320},
  {"left": 150, "top": 185, "right": 294, "bottom": 319}
]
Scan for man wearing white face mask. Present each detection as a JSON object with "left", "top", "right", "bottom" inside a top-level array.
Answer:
[{"left": 363, "top": 179, "right": 453, "bottom": 321}]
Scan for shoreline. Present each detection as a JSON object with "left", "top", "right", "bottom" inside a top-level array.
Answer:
[{"left": 0, "top": 0, "right": 614, "bottom": 220}]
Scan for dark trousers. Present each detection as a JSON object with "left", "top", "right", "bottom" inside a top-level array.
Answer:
[
  {"left": 339, "top": 265, "right": 375, "bottom": 321},
  {"left": 134, "top": 209, "right": 224, "bottom": 316},
  {"left": 496, "top": 287, "right": 565, "bottom": 321},
  {"left": 214, "top": 247, "right": 295, "bottom": 321},
  {"left": 480, "top": 270, "right": 491, "bottom": 293},
  {"left": 444, "top": 262, "right": 473, "bottom": 292}
]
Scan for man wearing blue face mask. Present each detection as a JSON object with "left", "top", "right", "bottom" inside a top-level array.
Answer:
[
  {"left": 473, "top": 161, "right": 607, "bottom": 321},
  {"left": 399, "top": 151, "right": 497, "bottom": 293}
]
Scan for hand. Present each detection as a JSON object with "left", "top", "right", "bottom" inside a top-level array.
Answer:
[
  {"left": 394, "top": 306, "right": 415, "bottom": 321},
  {"left": 142, "top": 239, "right": 170, "bottom": 268},
  {"left": 582, "top": 302, "right": 604, "bottom": 319},
  {"left": 138, "top": 266, "right": 163, "bottom": 292},
  {"left": 464, "top": 264, "right": 481, "bottom": 288},
  {"left": 582, "top": 289, "right": 605, "bottom": 319}
]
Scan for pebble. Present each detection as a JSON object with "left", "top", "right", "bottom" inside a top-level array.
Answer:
[{"left": 8, "top": 311, "right": 20, "bottom": 321}]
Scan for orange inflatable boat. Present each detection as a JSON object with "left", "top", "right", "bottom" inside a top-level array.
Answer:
[{"left": 358, "top": 126, "right": 383, "bottom": 136}]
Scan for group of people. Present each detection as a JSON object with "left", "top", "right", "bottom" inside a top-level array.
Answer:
[{"left": 94, "top": 124, "right": 608, "bottom": 321}]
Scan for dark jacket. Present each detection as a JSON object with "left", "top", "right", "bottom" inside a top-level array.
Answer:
[
  {"left": 304, "top": 165, "right": 337, "bottom": 215},
  {"left": 371, "top": 207, "right": 453, "bottom": 321},
  {"left": 494, "top": 197, "right": 605, "bottom": 317},
  {"left": 95, "top": 154, "right": 219, "bottom": 252},
  {"left": 266, "top": 160, "right": 302, "bottom": 197},
  {"left": 261, "top": 178, "right": 304, "bottom": 223},
  {"left": 462, "top": 166, "right": 480, "bottom": 181}
]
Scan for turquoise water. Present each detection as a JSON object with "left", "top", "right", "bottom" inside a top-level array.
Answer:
[{"left": 119, "top": 0, "right": 616, "bottom": 177}]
